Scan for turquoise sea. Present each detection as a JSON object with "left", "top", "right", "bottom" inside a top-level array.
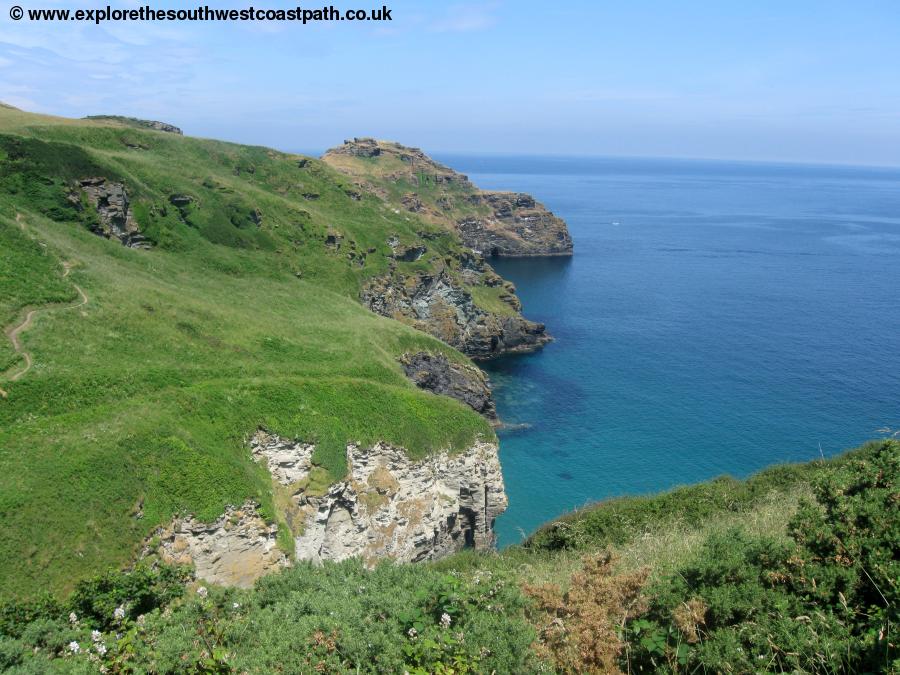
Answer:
[{"left": 436, "top": 155, "right": 900, "bottom": 547}]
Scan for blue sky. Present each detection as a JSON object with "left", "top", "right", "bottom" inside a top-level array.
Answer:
[{"left": 1, "top": 0, "right": 899, "bottom": 164}]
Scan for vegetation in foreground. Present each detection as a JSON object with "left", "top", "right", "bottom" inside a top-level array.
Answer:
[{"left": 1, "top": 440, "right": 896, "bottom": 673}]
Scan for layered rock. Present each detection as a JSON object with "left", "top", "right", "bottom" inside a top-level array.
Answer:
[
  {"left": 458, "top": 192, "right": 573, "bottom": 257},
  {"left": 361, "top": 269, "right": 549, "bottom": 358},
  {"left": 322, "top": 139, "right": 573, "bottom": 257},
  {"left": 252, "top": 432, "right": 507, "bottom": 565},
  {"left": 401, "top": 351, "right": 497, "bottom": 420},
  {"left": 148, "top": 501, "right": 289, "bottom": 588},
  {"left": 73, "top": 178, "right": 150, "bottom": 249}
]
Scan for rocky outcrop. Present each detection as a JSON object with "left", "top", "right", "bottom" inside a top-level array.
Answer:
[
  {"left": 73, "top": 178, "right": 150, "bottom": 249},
  {"left": 458, "top": 192, "right": 573, "bottom": 257},
  {"left": 339, "top": 137, "right": 383, "bottom": 157},
  {"left": 251, "top": 431, "right": 507, "bottom": 565},
  {"left": 322, "top": 139, "right": 573, "bottom": 257},
  {"left": 252, "top": 434, "right": 315, "bottom": 484},
  {"left": 361, "top": 270, "right": 550, "bottom": 359},
  {"left": 85, "top": 115, "right": 183, "bottom": 134},
  {"left": 148, "top": 501, "right": 289, "bottom": 588},
  {"left": 401, "top": 351, "right": 497, "bottom": 420}
]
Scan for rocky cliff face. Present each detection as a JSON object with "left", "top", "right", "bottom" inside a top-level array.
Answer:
[
  {"left": 361, "top": 269, "right": 549, "bottom": 359},
  {"left": 148, "top": 431, "right": 508, "bottom": 586},
  {"left": 321, "top": 138, "right": 569, "bottom": 358},
  {"left": 401, "top": 351, "right": 496, "bottom": 420},
  {"left": 254, "top": 431, "right": 507, "bottom": 566},
  {"left": 458, "top": 192, "right": 573, "bottom": 257},
  {"left": 148, "top": 501, "right": 289, "bottom": 588},
  {"left": 322, "top": 138, "right": 573, "bottom": 257},
  {"left": 72, "top": 178, "right": 150, "bottom": 248}
]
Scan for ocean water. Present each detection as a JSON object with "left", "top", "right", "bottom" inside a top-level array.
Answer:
[{"left": 436, "top": 154, "right": 900, "bottom": 547}]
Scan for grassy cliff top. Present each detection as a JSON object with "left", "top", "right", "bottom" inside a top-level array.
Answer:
[{"left": 0, "top": 108, "right": 494, "bottom": 598}]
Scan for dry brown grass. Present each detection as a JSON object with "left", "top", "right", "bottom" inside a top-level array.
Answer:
[{"left": 524, "top": 551, "right": 649, "bottom": 674}]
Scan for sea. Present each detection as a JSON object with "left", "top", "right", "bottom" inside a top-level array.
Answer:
[{"left": 435, "top": 154, "right": 900, "bottom": 548}]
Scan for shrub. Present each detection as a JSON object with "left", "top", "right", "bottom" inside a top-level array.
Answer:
[
  {"left": 525, "top": 551, "right": 648, "bottom": 674},
  {"left": 67, "top": 563, "right": 190, "bottom": 630},
  {"left": 624, "top": 440, "right": 899, "bottom": 674}
]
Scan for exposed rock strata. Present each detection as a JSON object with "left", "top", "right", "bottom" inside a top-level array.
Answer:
[
  {"left": 361, "top": 270, "right": 549, "bottom": 358},
  {"left": 252, "top": 432, "right": 507, "bottom": 565},
  {"left": 322, "top": 139, "right": 573, "bottom": 257},
  {"left": 149, "top": 501, "right": 288, "bottom": 588},
  {"left": 401, "top": 351, "right": 497, "bottom": 420},
  {"left": 251, "top": 433, "right": 315, "bottom": 484},
  {"left": 73, "top": 178, "right": 150, "bottom": 248},
  {"left": 457, "top": 191, "right": 573, "bottom": 257}
]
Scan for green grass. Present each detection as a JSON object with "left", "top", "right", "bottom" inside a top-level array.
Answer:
[{"left": 0, "top": 108, "right": 494, "bottom": 599}]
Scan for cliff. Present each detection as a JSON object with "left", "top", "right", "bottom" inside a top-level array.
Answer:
[
  {"left": 147, "top": 431, "right": 507, "bottom": 586},
  {"left": 361, "top": 263, "right": 550, "bottom": 359},
  {"left": 322, "top": 138, "right": 568, "bottom": 358},
  {"left": 322, "top": 138, "right": 573, "bottom": 257}
]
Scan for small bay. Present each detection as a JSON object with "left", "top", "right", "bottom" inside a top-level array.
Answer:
[{"left": 437, "top": 154, "right": 900, "bottom": 547}]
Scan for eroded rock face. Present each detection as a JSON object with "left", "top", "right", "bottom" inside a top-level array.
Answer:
[
  {"left": 149, "top": 501, "right": 288, "bottom": 588},
  {"left": 75, "top": 178, "right": 150, "bottom": 249},
  {"left": 144, "top": 432, "right": 507, "bottom": 585},
  {"left": 251, "top": 432, "right": 315, "bottom": 484},
  {"left": 401, "top": 351, "right": 497, "bottom": 420},
  {"left": 361, "top": 270, "right": 550, "bottom": 359},
  {"left": 458, "top": 192, "right": 573, "bottom": 257},
  {"left": 322, "top": 139, "right": 573, "bottom": 257},
  {"left": 250, "top": 432, "right": 507, "bottom": 565}
]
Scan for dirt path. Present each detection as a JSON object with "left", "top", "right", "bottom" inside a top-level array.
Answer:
[{"left": 0, "top": 214, "right": 89, "bottom": 398}]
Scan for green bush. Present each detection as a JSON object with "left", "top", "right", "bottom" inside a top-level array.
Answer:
[
  {"left": 625, "top": 440, "right": 899, "bottom": 674},
  {"left": 0, "top": 560, "right": 538, "bottom": 673},
  {"left": 67, "top": 563, "right": 190, "bottom": 631}
]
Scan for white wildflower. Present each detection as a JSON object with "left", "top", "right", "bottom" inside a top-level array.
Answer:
[
  {"left": 68, "top": 612, "right": 78, "bottom": 624},
  {"left": 136, "top": 614, "right": 146, "bottom": 626},
  {"left": 232, "top": 602, "right": 240, "bottom": 609},
  {"left": 407, "top": 627, "right": 417, "bottom": 638},
  {"left": 91, "top": 630, "right": 102, "bottom": 642},
  {"left": 67, "top": 641, "right": 81, "bottom": 654},
  {"left": 113, "top": 605, "right": 125, "bottom": 621},
  {"left": 440, "top": 612, "right": 452, "bottom": 628},
  {"left": 95, "top": 643, "right": 108, "bottom": 656},
  {"left": 196, "top": 586, "right": 208, "bottom": 599}
]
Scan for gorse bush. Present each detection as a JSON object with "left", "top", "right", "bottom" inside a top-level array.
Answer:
[
  {"left": 625, "top": 440, "right": 899, "bottom": 674},
  {"left": 0, "top": 560, "right": 538, "bottom": 673}
]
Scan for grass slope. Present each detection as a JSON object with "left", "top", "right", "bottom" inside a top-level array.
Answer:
[{"left": 0, "top": 107, "right": 493, "bottom": 599}]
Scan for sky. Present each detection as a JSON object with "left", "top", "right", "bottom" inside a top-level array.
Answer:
[{"left": 1, "top": 0, "right": 899, "bottom": 164}]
